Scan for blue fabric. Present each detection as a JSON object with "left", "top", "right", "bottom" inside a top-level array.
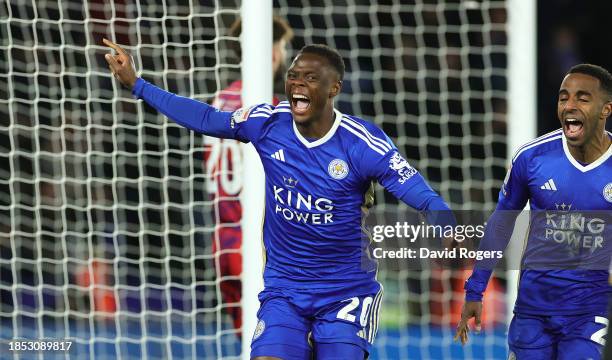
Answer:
[
  {"left": 250, "top": 283, "right": 383, "bottom": 358},
  {"left": 464, "top": 208, "right": 518, "bottom": 302},
  {"left": 133, "top": 82, "right": 453, "bottom": 289},
  {"left": 132, "top": 78, "right": 254, "bottom": 141},
  {"left": 251, "top": 343, "right": 311, "bottom": 360},
  {"left": 249, "top": 296, "right": 313, "bottom": 359},
  {"left": 255, "top": 107, "right": 452, "bottom": 288},
  {"left": 464, "top": 269, "right": 493, "bottom": 302},
  {"left": 507, "top": 312, "right": 607, "bottom": 359},
  {"left": 315, "top": 342, "right": 365, "bottom": 360},
  {"left": 465, "top": 130, "right": 612, "bottom": 315}
]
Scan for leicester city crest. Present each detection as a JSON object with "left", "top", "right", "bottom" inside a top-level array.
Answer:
[
  {"left": 603, "top": 183, "right": 612, "bottom": 203},
  {"left": 328, "top": 159, "right": 349, "bottom": 180}
]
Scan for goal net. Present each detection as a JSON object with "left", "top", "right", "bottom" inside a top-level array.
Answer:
[
  {"left": 2, "top": 0, "right": 242, "bottom": 358},
  {"left": 1, "top": 0, "right": 514, "bottom": 359}
]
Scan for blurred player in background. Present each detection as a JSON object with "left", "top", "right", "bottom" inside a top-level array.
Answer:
[
  {"left": 605, "top": 259, "right": 612, "bottom": 359},
  {"left": 104, "top": 39, "right": 454, "bottom": 359},
  {"left": 456, "top": 64, "right": 612, "bottom": 359},
  {"left": 204, "top": 15, "right": 293, "bottom": 333}
]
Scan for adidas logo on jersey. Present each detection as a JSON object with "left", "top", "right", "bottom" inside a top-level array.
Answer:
[
  {"left": 540, "top": 179, "right": 557, "bottom": 191},
  {"left": 271, "top": 149, "right": 285, "bottom": 162}
]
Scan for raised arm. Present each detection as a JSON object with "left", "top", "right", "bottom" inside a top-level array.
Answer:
[{"left": 103, "top": 38, "right": 266, "bottom": 143}]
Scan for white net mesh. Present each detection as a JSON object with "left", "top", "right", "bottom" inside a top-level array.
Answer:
[
  {"left": 2, "top": 0, "right": 241, "bottom": 358},
  {"left": 2, "top": 0, "right": 512, "bottom": 359}
]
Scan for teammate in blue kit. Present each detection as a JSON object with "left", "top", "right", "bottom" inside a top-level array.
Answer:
[
  {"left": 456, "top": 64, "right": 612, "bottom": 359},
  {"left": 104, "top": 38, "right": 453, "bottom": 359}
]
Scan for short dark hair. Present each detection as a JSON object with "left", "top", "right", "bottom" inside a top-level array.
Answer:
[
  {"left": 567, "top": 63, "right": 612, "bottom": 100},
  {"left": 297, "top": 44, "right": 345, "bottom": 81},
  {"left": 228, "top": 16, "right": 294, "bottom": 58}
]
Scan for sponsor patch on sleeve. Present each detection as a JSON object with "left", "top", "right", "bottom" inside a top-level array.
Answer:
[
  {"left": 230, "top": 105, "right": 255, "bottom": 128},
  {"left": 388, "top": 151, "right": 417, "bottom": 184}
]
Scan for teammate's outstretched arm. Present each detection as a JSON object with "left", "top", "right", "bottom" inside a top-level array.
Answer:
[
  {"left": 453, "top": 206, "right": 519, "bottom": 345},
  {"left": 454, "top": 150, "right": 529, "bottom": 345},
  {"left": 103, "top": 38, "right": 266, "bottom": 142}
]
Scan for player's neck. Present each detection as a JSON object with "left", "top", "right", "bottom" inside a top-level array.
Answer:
[
  {"left": 567, "top": 130, "right": 611, "bottom": 164},
  {"left": 295, "top": 107, "right": 335, "bottom": 139}
]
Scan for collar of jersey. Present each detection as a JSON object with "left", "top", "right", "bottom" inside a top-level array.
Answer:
[
  {"left": 292, "top": 108, "right": 343, "bottom": 148},
  {"left": 561, "top": 132, "right": 612, "bottom": 172}
]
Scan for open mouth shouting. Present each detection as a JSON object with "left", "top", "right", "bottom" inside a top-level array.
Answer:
[
  {"left": 291, "top": 93, "right": 311, "bottom": 116},
  {"left": 563, "top": 117, "right": 584, "bottom": 139}
]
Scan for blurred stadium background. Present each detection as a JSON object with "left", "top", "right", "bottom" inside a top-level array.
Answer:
[{"left": 1, "top": 0, "right": 611, "bottom": 359}]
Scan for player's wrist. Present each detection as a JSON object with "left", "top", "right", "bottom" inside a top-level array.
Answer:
[
  {"left": 131, "top": 77, "right": 146, "bottom": 99},
  {"left": 127, "top": 75, "right": 137, "bottom": 90},
  {"left": 465, "top": 290, "right": 484, "bottom": 302}
]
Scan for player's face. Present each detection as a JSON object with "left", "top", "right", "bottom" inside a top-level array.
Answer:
[
  {"left": 285, "top": 53, "right": 341, "bottom": 124},
  {"left": 557, "top": 73, "right": 610, "bottom": 147}
]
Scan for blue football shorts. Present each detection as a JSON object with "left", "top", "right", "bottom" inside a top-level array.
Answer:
[
  {"left": 507, "top": 312, "right": 608, "bottom": 360},
  {"left": 250, "top": 282, "right": 383, "bottom": 360}
]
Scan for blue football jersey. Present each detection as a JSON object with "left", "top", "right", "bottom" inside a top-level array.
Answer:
[
  {"left": 131, "top": 79, "right": 452, "bottom": 290},
  {"left": 500, "top": 129, "right": 612, "bottom": 315},
  {"left": 235, "top": 101, "right": 448, "bottom": 288}
]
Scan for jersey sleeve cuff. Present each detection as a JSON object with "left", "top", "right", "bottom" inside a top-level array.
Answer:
[
  {"left": 465, "top": 290, "right": 484, "bottom": 302},
  {"left": 132, "top": 77, "right": 146, "bottom": 99},
  {"left": 463, "top": 269, "right": 492, "bottom": 302}
]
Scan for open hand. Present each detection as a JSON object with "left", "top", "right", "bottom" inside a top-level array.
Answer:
[
  {"left": 454, "top": 301, "right": 482, "bottom": 345},
  {"left": 103, "top": 38, "right": 137, "bottom": 89}
]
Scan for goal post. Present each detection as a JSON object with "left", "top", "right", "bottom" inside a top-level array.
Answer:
[
  {"left": 506, "top": 0, "right": 537, "bottom": 326},
  {"left": 240, "top": 0, "right": 271, "bottom": 358}
]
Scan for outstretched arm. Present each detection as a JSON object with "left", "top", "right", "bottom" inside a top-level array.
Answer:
[{"left": 103, "top": 39, "right": 264, "bottom": 142}]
